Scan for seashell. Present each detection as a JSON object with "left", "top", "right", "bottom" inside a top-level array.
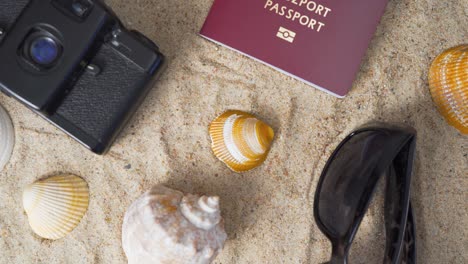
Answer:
[
  {"left": 209, "top": 110, "right": 275, "bottom": 172},
  {"left": 122, "top": 185, "right": 227, "bottom": 264},
  {"left": 0, "top": 105, "right": 14, "bottom": 171},
  {"left": 428, "top": 45, "right": 468, "bottom": 134},
  {"left": 22, "top": 174, "right": 89, "bottom": 240}
]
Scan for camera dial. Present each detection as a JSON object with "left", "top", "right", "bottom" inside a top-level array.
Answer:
[
  {"left": 22, "top": 30, "right": 63, "bottom": 70},
  {"left": 29, "top": 36, "right": 60, "bottom": 66}
]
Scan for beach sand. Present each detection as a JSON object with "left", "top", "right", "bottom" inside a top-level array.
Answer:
[{"left": 0, "top": 0, "right": 466, "bottom": 263}]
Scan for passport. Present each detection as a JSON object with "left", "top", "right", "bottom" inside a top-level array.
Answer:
[{"left": 200, "top": 0, "right": 389, "bottom": 97}]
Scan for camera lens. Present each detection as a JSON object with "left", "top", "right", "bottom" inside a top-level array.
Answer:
[{"left": 29, "top": 36, "right": 60, "bottom": 66}]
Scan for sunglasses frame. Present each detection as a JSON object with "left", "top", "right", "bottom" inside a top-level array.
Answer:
[{"left": 313, "top": 126, "right": 417, "bottom": 264}]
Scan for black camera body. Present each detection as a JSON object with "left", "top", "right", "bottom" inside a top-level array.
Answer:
[{"left": 0, "top": 0, "right": 165, "bottom": 154}]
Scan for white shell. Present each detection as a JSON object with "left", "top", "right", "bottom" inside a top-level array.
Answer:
[
  {"left": 0, "top": 105, "right": 14, "bottom": 171},
  {"left": 122, "top": 185, "right": 227, "bottom": 264},
  {"left": 23, "top": 174, "right": 90, "bottom": 240}
]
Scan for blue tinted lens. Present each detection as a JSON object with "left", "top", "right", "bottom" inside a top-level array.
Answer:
[{"left": 29, "top": 37, "right": 59, "bottom": 66}]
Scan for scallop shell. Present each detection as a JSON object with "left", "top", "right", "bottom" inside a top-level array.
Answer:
[
  {"left": 209, "top": 110, "right": 274, "bottom": 172},
  {"left": 122, "top": 185, "right": 227, "bottom": 264},
  {"left": 22, "top": 174, "right": 89, "bottom": 240},
  {"left": 0, "top": 105, "right": 14, "bottom": 171},
  {"left": 428, "top": 45, "right": 468, "bottom": 134}
]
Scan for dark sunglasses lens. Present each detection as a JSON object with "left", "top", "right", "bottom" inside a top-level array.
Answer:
[{"left": 316, "top": 131, "right": 387, "bottom": 239}]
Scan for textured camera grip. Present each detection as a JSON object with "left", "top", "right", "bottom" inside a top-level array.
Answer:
[
  {"left": 55, "top": 44, "right": 151, "bottom": 149},
  {"left": 0, "top": 0, "right": 29, "bottom": 30}
]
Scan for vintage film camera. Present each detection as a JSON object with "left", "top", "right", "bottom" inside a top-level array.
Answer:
[{"left": 0, "top": 0, "right": 165, "bottom": 154}]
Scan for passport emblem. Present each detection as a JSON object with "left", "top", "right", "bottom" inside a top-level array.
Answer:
[{"left": 276, "top": 27, "right": 296, "bottom": 43}]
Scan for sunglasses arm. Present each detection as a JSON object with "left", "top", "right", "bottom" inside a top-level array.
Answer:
[
  {"left": 329, "top": 256, "right": 347, "bottom": 264},
  {"left": 328, "top": 243, "right": 348, "bottom": 264}
]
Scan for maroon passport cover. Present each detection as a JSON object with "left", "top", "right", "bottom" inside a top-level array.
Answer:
[{"left": 200, "top": 0, "right": 389, "bottom": 97}]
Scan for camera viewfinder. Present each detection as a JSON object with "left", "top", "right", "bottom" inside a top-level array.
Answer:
[{"left": 52, "top": 0, "right": 94, "bottom": 20}]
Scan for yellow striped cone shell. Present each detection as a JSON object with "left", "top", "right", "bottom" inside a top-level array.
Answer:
[
  {"left": 209, "top": 111, "right": 274, "bottom": 172},
  {"left": 23, "top": 174, "right": 89, "bottom": 240},
  {"left": 428, "top": 45, "right": 468, "bottom": 134}
]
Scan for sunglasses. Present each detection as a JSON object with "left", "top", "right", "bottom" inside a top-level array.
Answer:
[{"left": 314, "top": 125, "right": 417, "bottom": 264}]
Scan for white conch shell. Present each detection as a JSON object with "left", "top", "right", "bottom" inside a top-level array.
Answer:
[
  {"left": 0, "top": 105, "right": 14, "bottom": 171},
  {"left": 23, "top": 174, "right": 89, "bottom": 240},
  {"left": 209, "top": 110, "right": 275, "bottom": 172},
  {"left": 122, "top": 185, "right": 227, "bottom": 264},
  {"left": 180, "top": 195, "right": 221, "bottom": 230}
]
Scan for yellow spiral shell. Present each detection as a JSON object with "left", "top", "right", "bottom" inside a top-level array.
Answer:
[
  {"left": 209, "top": 111, "right": 274, "bottom": 172},
  {"left": 428, "top": 45, "right": 468, "bottom": 134}
]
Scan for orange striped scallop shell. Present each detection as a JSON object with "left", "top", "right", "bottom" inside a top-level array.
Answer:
[
  {"left": 428, "top": 45, "right": 468, "bottom": 134},
  {"left": 209, "top": 111, "right": 274, "bottom": 172}
]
